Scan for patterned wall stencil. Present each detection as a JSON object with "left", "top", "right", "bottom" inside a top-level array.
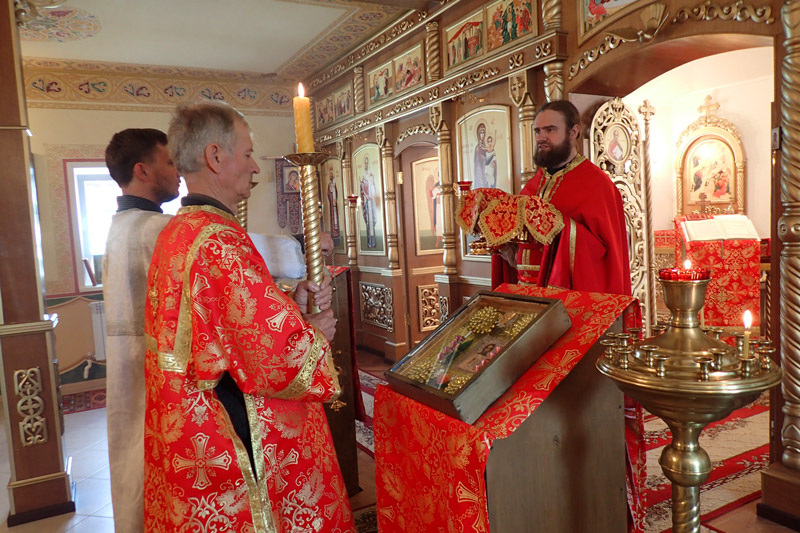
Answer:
[
  {"left": 19, "top": 7, "right": 101, "bottom": 42},
  {"left": 23, "top": 58, "right": 295, "bottom": 115}
]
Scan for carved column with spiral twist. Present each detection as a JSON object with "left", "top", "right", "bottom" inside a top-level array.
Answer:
[
  {"left": 541, "top": 0, "right": 562, "bottom": 31},
  {"left": 354, "top": 66, "right": 365, "bottom": 114},
  {"left": 779, "top": 0, "right": 800, "bottom": 470},
  {"left": 425, "top": 21, "right": 441, "bottom": 82},
  {"left": 298, "top": 159, "right": 325, "bottom": 311}
]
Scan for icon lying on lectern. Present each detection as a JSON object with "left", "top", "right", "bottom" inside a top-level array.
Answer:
[{"left": 385, "top": 291, "right": 572, "bottom": 424}]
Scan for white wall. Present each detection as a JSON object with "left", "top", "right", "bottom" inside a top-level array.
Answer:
[
  {"left": 28, "top": 107, "right": 296, "bottom": 293},
  {"left": 623, "top": 46, "right": 774, "bottom": 238}
]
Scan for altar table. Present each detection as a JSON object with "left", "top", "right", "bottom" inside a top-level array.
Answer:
[
  {"left": 674, "top": 216, "right": 761, "bottom": 327},
  {"left": 374, "top": 285, "right": 637, "bottom": 532}
]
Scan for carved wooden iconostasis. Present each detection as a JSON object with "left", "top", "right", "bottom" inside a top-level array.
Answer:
[
  {"left": 305, "top": 0, "right": 800, "bottom": 524},
  {"left": 309, "top": 0, "right": 782, "bottom": 364}
]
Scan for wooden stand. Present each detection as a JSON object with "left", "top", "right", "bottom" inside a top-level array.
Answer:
[
  {"left": 485, "top": 337, "right": 626, "bottom": 532},
  {"left": 322, "top": 268, "right": 360, "bottom": 497},
  {"left": 758, "top": 464, "right": 800, "bottom": 530}
]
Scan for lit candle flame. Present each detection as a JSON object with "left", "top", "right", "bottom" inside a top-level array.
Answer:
[
  {"left": 297, "top": 83, "right": 305, "bottom": 98},
  {"left": 683, "top": 259, "right": 692, "bottom": 269},
  {"left": 743, "top": 310, "right": 752, "bottom": 330}
]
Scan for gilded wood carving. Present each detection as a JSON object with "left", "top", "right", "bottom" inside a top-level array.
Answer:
[
  {"left": 590, "top": 98, "right": 654, "bottom": 331},
  {"left": 674, "top": 95, "right": 746, "bottom": 215}
]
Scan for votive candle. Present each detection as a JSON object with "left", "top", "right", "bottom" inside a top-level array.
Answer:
[{"left": 743, "top": 310, "right": 752, "bottom": 359}]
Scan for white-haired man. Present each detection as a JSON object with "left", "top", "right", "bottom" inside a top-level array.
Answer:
[{"left": 144, "top": 101, "right": 352, "bottom": 532}]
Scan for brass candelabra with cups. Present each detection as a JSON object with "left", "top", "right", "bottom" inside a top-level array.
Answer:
[{"left": 597, "top": 263, "right": 782, "bottom": 533}]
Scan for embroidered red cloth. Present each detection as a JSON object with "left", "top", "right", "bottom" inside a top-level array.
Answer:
[
  {"left": 477, "top": 194, "right": 564, "bottom": 247},
  {"left": 674, "top": 216, "right": 761, "bottom": 327},
  {"left": 491, "top": 160, "right": 630, "bottom": 296},
  {"left": 456, "top": 188, "right": 510, "bottom": 234},
  {"left": 375, "top": 285, "right": 639, "bottom": 532}
]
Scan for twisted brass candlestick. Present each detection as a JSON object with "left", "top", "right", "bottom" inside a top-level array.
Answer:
[
  {"left": 597, "top": 277, "right": 782, "bottom": 533},
  {"left": 284, "top": 152, "right": 329, "bottom": 313}
]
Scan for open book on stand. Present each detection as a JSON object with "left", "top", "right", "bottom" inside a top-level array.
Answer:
[{"left": 681, "top": 214, "right": 759, "bottom": 242}]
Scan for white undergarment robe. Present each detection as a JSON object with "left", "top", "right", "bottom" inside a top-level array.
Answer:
[{"left": 102, "top": 209, "right": 170, "bottom": 533}]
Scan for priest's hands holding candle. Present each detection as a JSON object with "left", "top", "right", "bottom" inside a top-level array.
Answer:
[{"left": 294, "top": 276, "right": 337, "bottom": 340}]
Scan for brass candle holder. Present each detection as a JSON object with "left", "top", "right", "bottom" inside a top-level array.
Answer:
[
  {"left": 597, "top": 275, "right": 782, "bottom": 533},
  {"left": 284, "top": 151, "right": 329, "bottom": 313}
]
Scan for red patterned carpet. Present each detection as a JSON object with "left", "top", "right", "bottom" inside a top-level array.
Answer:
[
  {"left": 61, "top": 389, "right": 106, "bottom": 414},
  {"left": 644, "top": 393, "right": 770, "bottom": 532}
]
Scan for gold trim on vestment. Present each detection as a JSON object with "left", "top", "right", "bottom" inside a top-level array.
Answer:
[
  {"left": 215, "top": 395, "right": 276, "bottom": 533},
  {"left": 245, "top": 393, "right": 278, "bottom": 533},
  {"left": 537, "top": 154, "right": 586, "bottom": 202},
  {"left": 177, "top": 204, "right": 241, "bottom": 224},
  {"left": 161, "top": 222, "right": 229, "bottom": 373},
  {"left": 568, "top": 218, "right": 576, "bottom": 283},
  {"left": 273, "top": 326, "right": 333, "bottom": 400},
  {"left": 323, "top": 336, "right": 342, "bottom": 403}
]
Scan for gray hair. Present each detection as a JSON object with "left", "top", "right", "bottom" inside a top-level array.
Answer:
[{"left": 168, "top": 101, "right": 247, "bottom": 174}]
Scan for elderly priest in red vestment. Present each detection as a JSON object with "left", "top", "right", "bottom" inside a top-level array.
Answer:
[{"left": 143, "top": 101, "right": 353, "bottom": 532}]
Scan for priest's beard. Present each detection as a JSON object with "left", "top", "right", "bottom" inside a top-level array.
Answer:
[{"left": 534, "top": 136, "right": 573, "bottom": 169}]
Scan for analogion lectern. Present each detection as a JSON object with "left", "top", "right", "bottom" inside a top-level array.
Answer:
[{"left": 375, "top": 285, "right": 636, "bottom": 532}]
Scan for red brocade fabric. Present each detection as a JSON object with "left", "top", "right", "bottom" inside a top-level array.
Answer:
[
  {"left": 491, "top": 160, "right": 631, "bottom": 296},
  {"left": 144, "top": 206, "right": 353, "bottom": 532},
  {"left": 674, "top": 216, "right": 761, "bottom": 327},
  {"left": 375, "top": 285, "right": 642, "bottom": 533}
]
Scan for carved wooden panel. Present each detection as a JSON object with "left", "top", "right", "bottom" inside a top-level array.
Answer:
[
  {"left": 360, "top": 281, "right": 394, "bottom": 332},
  {"left": 418, "top": 284, "right": 440, "bottom": 332},
  {"left": 590, "top": 98, "right": 654, "bottom": 331}
]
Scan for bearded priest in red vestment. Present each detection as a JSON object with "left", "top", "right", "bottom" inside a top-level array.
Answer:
[
  {"left": 489, "top": 100, "right": 644, "bottom": 532},
  {"left": 491, "top": 101, "right": 630, "bottom": 294},
  {"left": 144, "top": 101, "right": 353, "bottom": 532}
]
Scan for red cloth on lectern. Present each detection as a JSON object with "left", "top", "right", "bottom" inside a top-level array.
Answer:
[
  {"left": 375, "top": 286, "right": 640, "bottom": 533},
  {"left": 674, "top": 216, "right": 761, "bottom": 327},
  {"left": 490, "top": 160, "right": 630, "bottom": 295}
]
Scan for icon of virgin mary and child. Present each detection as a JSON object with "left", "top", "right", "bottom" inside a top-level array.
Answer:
[{"left": 473, "top": 121, "right": 498, "bottom": 189}]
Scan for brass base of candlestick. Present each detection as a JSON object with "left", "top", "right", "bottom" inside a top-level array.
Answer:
[
  {"left": 284, "top": 152, "right": 330, "bottom": 313},
  {"left": 597, "top": 276, "right": 782, "bottom": 533}
]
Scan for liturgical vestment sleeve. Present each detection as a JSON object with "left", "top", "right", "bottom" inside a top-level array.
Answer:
[
  {"left": 190, "top": 225, "right": 339, "bottom": 401},
  {"left": 145, "top": 207, "right": 340, "bottom": 403}
]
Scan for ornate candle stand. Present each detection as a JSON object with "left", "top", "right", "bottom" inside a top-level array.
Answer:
[
  {"left": 597, "top": 275, "right": 782, "bottom": 533},
  {"left": 284, "top": 152, "right": 329, "bottom": 312}
]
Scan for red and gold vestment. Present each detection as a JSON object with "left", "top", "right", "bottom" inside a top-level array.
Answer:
[{"left": 144, "top": 205, "right": 353, "bottom": 533}]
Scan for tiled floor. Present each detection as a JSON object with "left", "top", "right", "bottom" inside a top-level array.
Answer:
[
  {"left": 0, "top": 383, "right": 794, "bottom": 532},
  {"left": 0, "top": 407, "right": 113, "bottom": 532},
  {"left": 0, "top": 403, "right": 377, "bottom": 532}
]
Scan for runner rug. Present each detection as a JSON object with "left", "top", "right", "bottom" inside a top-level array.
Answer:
[
  {"left": 356, "top": 369, "right": 385, "bottom": 458},
  {"left": 644, "top": 392, "right": 770, "bottom": 532},
  {"left": 61, "top": 389, "right": 106, "bottom": 414}
]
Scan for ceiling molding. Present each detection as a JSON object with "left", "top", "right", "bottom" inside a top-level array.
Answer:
[
  {"left": 275, "top": 0, "right": 406, "bottom": 79},
  {"left": 23, "top": 58, "right": 295, "bottom": 115}
]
